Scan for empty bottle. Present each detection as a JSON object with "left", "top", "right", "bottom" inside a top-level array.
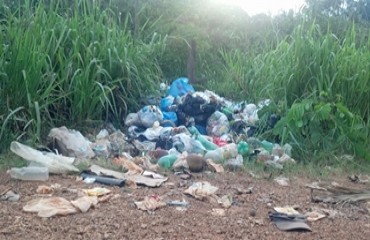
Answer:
[
  {"left": 8, "top": 166, "right": 49, "bottom": 181},
  {"left": 237, "top": 141, "right": 249, "bottom": 156},
  {"left": 157, "top": 155, "right": 178, "bottom": 169}
]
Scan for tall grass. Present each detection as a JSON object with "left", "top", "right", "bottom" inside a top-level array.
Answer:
[
  {"left": 210, "top": 22, "right": 370, "bottom": 160},
  {"left": 0, "top": 0, "right": 166, "bottom": 152}
]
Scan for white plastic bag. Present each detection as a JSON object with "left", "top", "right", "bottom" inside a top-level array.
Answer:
[
  {"left": 48, "top": 126, "right": 95, "bottom": 159},
  {"left": 10, "top": 141, "right": 79, "bottom": 174}
]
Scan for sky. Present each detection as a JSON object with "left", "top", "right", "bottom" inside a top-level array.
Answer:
[{"left": 213, "top": 0, "right": 306, "bottom": 16}]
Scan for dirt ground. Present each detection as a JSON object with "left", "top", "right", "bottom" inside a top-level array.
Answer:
[{"left": 1, "top": 170, "right": 370, "bottom": 240}]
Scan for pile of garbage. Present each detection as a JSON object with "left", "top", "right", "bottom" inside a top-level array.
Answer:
[
  {"left": 123, "top": 77, "right": 295, "bottom": 171},
  {"left": 7, "top": 77, "right": 296, "bottom": 183}
]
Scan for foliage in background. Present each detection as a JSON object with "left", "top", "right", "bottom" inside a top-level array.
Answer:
[
  {"left": 0, "top": 0, "right": 165, "bottom": 152},
  {"left": 0, "top": 0, "right": 369, "bottom": 162}
]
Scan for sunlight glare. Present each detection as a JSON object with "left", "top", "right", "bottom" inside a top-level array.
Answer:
[{"left": 213, "top": 0, "right": 306, "bottom": 16}]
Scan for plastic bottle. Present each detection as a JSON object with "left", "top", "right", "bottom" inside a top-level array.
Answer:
[
  {"left": 8, "top": 166, "right": 49, "bottom": 181},
  {"left": 157, "top": 155, "right": 178, "bottom": 169},
  {"left": 237, "top": 141, "right": 249, "bottom": 156},
  {"left": 261, "top": 140, "right": 274, "bottom": 153},
  {"left": 221, "top": 107, "right": 233, "bottom": 120},
  {"left": 204, "top": 143, "right": 238, "bottom": 163},
  {"left": 188, "top": 126, "right": 218, "bottom": 150}
]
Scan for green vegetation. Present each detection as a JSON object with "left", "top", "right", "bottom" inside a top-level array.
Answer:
[{"left": 0, "top": 0, "right": 369, "bottom": 165}]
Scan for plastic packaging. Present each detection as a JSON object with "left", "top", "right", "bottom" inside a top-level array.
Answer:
[
  {"left": 8, "top": 166, "right": 49, "bottom": 181},
  {"left": 80, "top": 173, "right": 125, "bottom": 187},
  {"left": 168, "top": 77, "right": 194, "bottom": 97},
  {"left": 196, "top": 135, "right": 218, "bottom": 150},
  {"left": 48, "top": 126, "right": 95, "bottom": 159},
  {"left": 206, "top": 111, "right": 230, "bottom": 137},
  {"left": 237, "top": 141, "right": 249, "bottom": 156},
  {"left": 157, "top": 155, "right": 178, "bottom": 169},
  {"left": 261, "top": 140, "right": 274, "bottom": 153},
  {"left": 204, "top": 143, "right": 238, "bottom": 163},
  {"left": 137, "top": 105, "right": 163, "bottom": 128}
]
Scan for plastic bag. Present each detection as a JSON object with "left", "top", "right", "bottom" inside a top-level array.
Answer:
[
  {"left": 206, "top": 111, "right": 230, "bottom": 137},
  {"left": 160, "top": 96, "right": 175, "bottom": 111},
  {"left": 172, "top": 133, "right": 206, "bottom": 154},
  {"left": 137, "top": 106, "right": 163, "bottom": 128},
  {"left": 168, "top": 77, "right": 194, "bottom": 97},
  {"left": 10, "top": 141, "right": 79, "bottom": 174},
  {"left": 162, "top": 111, "right": 178, "bottom": 127},
  {"left": 124, "top": 113, "right": 140, "bottom": 126},
  {"left": 48, "top": 126, "right": 95, "bottom": 159}
]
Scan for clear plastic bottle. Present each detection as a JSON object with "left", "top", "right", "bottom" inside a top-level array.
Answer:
[{"left": 7, "top": 166, "right": 49, "bottom": 181}]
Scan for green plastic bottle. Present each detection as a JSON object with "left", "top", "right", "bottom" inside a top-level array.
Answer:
[
  {"left": 157, "top": 155, "right": 178, "bottom": 169},
  {"left": 237, "top": 141, "right": 249, "bottom": 156},
  {"left": 196, "top": 135, "right": 218, "bottom": 150},
  {"left": 188, "top": 126, "right": 218, "bottom": 150},
  {"left": 261, "top": 140, "right": 273, "bottom": 153}
]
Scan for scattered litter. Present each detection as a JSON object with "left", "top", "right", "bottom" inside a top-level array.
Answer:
[
  {"left": 80, "top": 172, "right": 125, "bottom": 187},
  {"left": 82, "top": 187, "right": 111, "bottom": 196},
  {"left": 135, "top": 195, "right": 167, "bottom": 211},
  {"left": 23, "top": 197, "right": 78, "bottom": 218},
  {"left": 184, "top": 181, "right": 218, "bottom": 201},
  {"left": 269, "top": 212, "right": 311, "bottom": 232},
  {"left": 83, "top": 177, "right": 96, "bottom": 184},
  {"left": 10, "top": 141, "right": 79, "bottom": 174},
  {"left": 48, "top": 126, "right": 95, "bottom": 159},
  {"left": 7, "top": 166, "right": 49, "bottom": 181},
  {"left": 142, "top": 171, "right": 166, "bottom": 179},
  {"left": 89, "top": 165, "right": 167, "bottom": 188},
  {"left": 0, "top": 189, "right": 20, "bottom": 202},
  {"left": 166, "top": 200, "right": 190, "bottom": 207},
  {"left": 218, "top": 195, "right": 233, "bottom": 208},
  {"left": 206, "top": 159, "right": 224, "bottom": 173},
  {"left": 71, "top": 196, "right": 98, "bottom": 213},
  {"left": 305, "top": 210, "right": 326, "bottom": 222},
  {"left": 274, "top": 176, "right": 290, "bottom": 187},
  {"left": 211, "top": 208, "right": 226, "bottom": 217},
  {"left": 274, "top": 206, "right": 300, "bottom": 216},
  {"left": 112, "top": 156, "right": 143, "bottom": 175},
  {"left": 307, "top": 182, "right": 370, "bottom": 203},
  {"left": 233, "top": 186, "right": 253, "bottom": 195},
  {"left": 36, "top": 185, "right": 53, "bottom": 195}
]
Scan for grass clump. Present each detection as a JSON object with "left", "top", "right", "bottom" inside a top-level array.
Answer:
[{"left": 0, "top": 0, "right": 166, "bottom": 152}]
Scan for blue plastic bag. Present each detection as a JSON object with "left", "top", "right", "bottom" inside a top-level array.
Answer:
[
  {"left": 137, "top": 105, "right": 163, "bottom": 128},
  {"left": 160, "top": 96, "right": 175, "bottom": 111},
  {"left": 162, "top": 111, "right": 178, "bottom": 127},
  {"left": 168, "top": 78, "right": 194, "bottom": 97}
]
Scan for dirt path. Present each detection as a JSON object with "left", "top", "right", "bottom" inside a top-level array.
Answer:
[{"left": 1, "top": 171, "right": 369, "bottom": 240}]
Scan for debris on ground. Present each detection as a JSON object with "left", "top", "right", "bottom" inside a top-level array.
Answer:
[
  {"left": 23, "top": 197, "right": 78, "bottom": 218},
  {"left": 89, "top": 165, "right": 167, "bottom": 187},
  {"left": 307, "top": 182, "right": 370, "bottom": 203},
  {"left": 134, "top": 195, "right": 167, "bottom": 211},
  {"left": 36, "top": 185, "right": 53, "bottom": 195},
  {"left": 184, "top": 181, "right": 218, "bottom": 201},
  {"left": 10, "top": 141, "right": 79, "bottom": 174},
  {"left": 48, "top": 126, "right": 96, "bottom": 159},
  {"left": 274, "top": 176, "right": 290, "bottom": 187},
  {"left": 218, "top": 195, "right": 233, "bottom": 208},
  {"left": 305, "top": 209, "right": 327, "bottom": 222},
  {"left": 269, "top": 212, "right": 311, "bottom": 232},
  {"left": 211, "top": 208, "right": 226, "bottom": 217},
  {"left": 0, "top": 188, "right": 20, "bottom": 202}
]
